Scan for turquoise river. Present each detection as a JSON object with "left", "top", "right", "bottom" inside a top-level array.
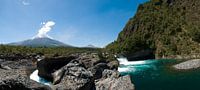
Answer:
[{"left": 118, "top": 58, "right": 200, "bottom": 90}]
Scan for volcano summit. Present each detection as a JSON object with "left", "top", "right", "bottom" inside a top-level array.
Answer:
[{"left": 9, "top": 21, "right": 72, "bottom": 47}]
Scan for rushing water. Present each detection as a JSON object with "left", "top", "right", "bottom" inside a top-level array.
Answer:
[
  {"left": 30, "top": 70, "right": 51, "bottom": 86},
  {"left": 118, "top": 58, "right": 200, "bottom": 90}
]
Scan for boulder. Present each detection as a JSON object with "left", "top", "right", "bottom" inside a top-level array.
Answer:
[
  {"left": 1, "top": 59, "right": 36, "bottom": 69},
  {"left": 88, "top": 63, "right": 109, "bottom": 79},
  {"left": 96, "top": 75, "right": 134, "bottom": 90},
  {"left": 54, "top": 60, "right": 94, "bottom": 90},
  {"left": 0, "top": 64, "right": 11, "bottom": 70},
  {"left": 101, "top": 69, "right": 120, "bottom": 79},
  {"left": 107, "top": 60, "right": 119, "bottom": 70},
  {"left": 173, "top": 59, "right": 200, "bottom": 70},
  {"left": 52, "top": 68, "right": 65, "bottom": 84},
  {"left": 0, "top": 69, "right": 51, "bottom": 90},
  {"left": 37, "top": 56, "right": 76, "bottom": 81},
  {"left": 76, "top": 53, "right": 106, "bottom": 69}
]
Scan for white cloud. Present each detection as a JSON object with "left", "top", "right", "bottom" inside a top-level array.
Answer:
[
  {"left": 33, "top": 21, "right": 55, "bottom": 39},
  {"left": 21, "top": 0, "right": 30, "bottom": 6}
]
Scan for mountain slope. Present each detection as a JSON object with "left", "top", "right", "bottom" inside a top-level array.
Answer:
[
  {"left": 9, "top": 37, "right": 72, "bottom": 47},
  {"left": 83, "top": 44, "right": 98, "bottom": 48},
  {"left": 106, "top": 0, "right": 200, "bottom": 60}
]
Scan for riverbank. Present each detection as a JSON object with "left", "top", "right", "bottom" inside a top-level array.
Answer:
[{"left": 173, "top": 59, "right": 200, "bottom": 70}]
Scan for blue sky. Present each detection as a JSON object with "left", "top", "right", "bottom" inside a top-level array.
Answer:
[{"left": 0, "top": 0, "right": 148, "bottom": 47}]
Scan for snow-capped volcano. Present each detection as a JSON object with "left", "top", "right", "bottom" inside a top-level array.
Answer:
[
  {"left": 9, "top": 37, "right": 72, "bottom": 47},
  {"left": 8, "top": 21, "right": 72, "bottom": 47}
]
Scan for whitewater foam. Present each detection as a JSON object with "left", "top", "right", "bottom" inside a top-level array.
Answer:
[
  {"left": 117, "top": 57, "right": 157, "bottom": 73},
  {"left": 117, "top": 57, "right": 147, "bottom": 65},
  {"left": 30, "top": 70, "right": 51, "bottom": 86}
]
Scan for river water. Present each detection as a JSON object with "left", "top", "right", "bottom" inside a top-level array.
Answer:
[
  {"left": 118, "top": 58, "right": 200, "bottom": 90},
  {"left": 30, "top": 70, "right": 51, "bottom": 86}
]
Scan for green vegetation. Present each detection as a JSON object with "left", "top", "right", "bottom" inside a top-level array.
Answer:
[
  {"left": 0, "top": 45, "right": 101, "bottom": 57},
  {"left": 106, "top": 0, "right": 200, "bottom": 59},
  {"left": 0, "top": 45, "right": 118, "bottom": 62}
]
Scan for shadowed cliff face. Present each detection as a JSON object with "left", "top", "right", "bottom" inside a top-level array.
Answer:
[{"left": 106, "top": 0, "right": 200, "bottom": 60}]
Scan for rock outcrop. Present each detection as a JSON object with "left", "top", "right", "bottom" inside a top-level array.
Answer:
[
  {"left": 173, "top": 59, "right": 200, "bottom": 70},
  {"left": 53, "top": 60, "right": 94, "bottom": 90},
  {"left": 95, "top": 69, "right": 134, "bottom": 90},
  {"left": 37, "top": 56, "right": 76, "bottom": 81},
  {"left": 0, "top": 53, "right": 52, "bottom": 90},
  {"left": 0, "top": 69, "right": 50, "bottom": 90},
  {"left": 107, "top": 60, "right": 119, "bottom": 70},
  {"left": 36, "top": 53, "right": 134, "bottom": 90},
  {"left": 88, "top": 63, "right": 109, "bottom": 79},
  {"left": 76, "top": 53, "right": 107, "bottom": 69}
]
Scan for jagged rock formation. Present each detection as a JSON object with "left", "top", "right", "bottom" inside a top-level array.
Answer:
[
  {"left": 37, "top": 56, "right": 76, "bottom": 81},
  {"left": 95, "top": 69, "right": 134, "bottom": 90},
  {"left": 37, "top": 53, "right": 133, "bottom": 90},
  {"left": 106, "top": 0, "right": 200, "bottom": 60},
  {"left": 53, "top": 60, "right": 94, "bottom": 90}
]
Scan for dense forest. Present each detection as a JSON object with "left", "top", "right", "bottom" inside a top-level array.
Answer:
[{"left": 106, "top": 0, "right": 200, "bottom": 59}]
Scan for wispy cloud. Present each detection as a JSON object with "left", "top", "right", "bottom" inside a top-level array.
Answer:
[{"left": 21, "top": 0, "right": 30, "bottom": 6}]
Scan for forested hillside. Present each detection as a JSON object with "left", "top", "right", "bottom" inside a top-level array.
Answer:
[{"left": 106, "top": 0, "right": 200, "bottom": 59}]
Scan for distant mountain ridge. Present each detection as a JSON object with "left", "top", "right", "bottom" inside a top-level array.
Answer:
[
  {"left": 9, "top": 37, "right": 72, "bottom": 47},
  {"left": 84, "top": 44, "right": 98, "bottom": 48}
]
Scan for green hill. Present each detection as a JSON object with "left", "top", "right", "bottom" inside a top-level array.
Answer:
[{"left": 106, "top": 0, "right": 200, "bottom": 60}]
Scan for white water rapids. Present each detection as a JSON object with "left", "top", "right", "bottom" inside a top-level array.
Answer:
[
  {"left": 30, "top": 70, "right": 51, "bottom": 86},
  {"left": 117, "top": 57, "right": 157, "bottom": 73}
]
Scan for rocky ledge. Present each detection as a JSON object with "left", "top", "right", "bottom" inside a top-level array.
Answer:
[
  {"left": 173, "top": 59, "right": 200, "bottom": 70},
  {"left": 0, "top": 53, "right": 134, "bottom": 90},
  {"left": 0, "top": 54, "right": 50, "bottom": 90},
  {"left": 37, "top": 53, "right": 134, "bottom": 90},
  {"left": 0, "top": 66, "right": 50, "bottom": 90}
]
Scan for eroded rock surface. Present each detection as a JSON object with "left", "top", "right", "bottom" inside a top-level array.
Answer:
[
  {"left": 37, "top": 56, "right": 76, "bottom": 81},
  {"left": 53, "top": 60, "right": 94, "bottom": 90},
  {"left": 95, "top": 69, "right": 134, "bottom": 90},
  {"left": 173, "top": 59, "right": 200, "bottom": 70},
  {"left": 34, "top": 53, "right": 135, "bottom": 90},
  {"left": 0, "top": 69, "right": 51, "bottom": 90}
]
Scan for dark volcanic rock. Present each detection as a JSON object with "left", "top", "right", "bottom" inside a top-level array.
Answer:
[
  {"left": 0, "top": 58, "right": 37, "bottom": 76},
  {"left": 0, "top": 69, "right": 50, "bottom": 90},
  {"left": 101, "top": 69, "right": 120, "bottom": 79},
  {"left": 52, "top": 68, "right": 65, "bottom": 85},
  {"left": 36, "top": 53, "right": 127, "bottom": 90},
  {"left": 54, "top": 60, "right": 94, "bottom": 90},
  {"left": 107, "top": 60, "right": 119, "bottom": 70},
  {"left": 76, "top": 53, "right": 106, "bottom": 69},
  {"left": 37, "top": 56, "right": 76, "bottom": 81},
  {"left": 88, "top": 63, "right": 109, "bottom": 79},
  {"left": 0, "top": 53, "right": 31, "bottom": 61},
  {"left": 95, "top": 69, "right": 134, "bottom": 90},
  {"left": 1, "top": 59, "right": 35, "bottom": 69},
  {"left": 0, "top": 64, "right": 11, "bottom": 70}
]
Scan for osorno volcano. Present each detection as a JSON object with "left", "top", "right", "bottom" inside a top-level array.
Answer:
[
  {"left": 8, "top": 21, "right": 72, "bottom": 47},
  {"left": 8, "top": 37, "right": 72, "bottom": 47}
]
